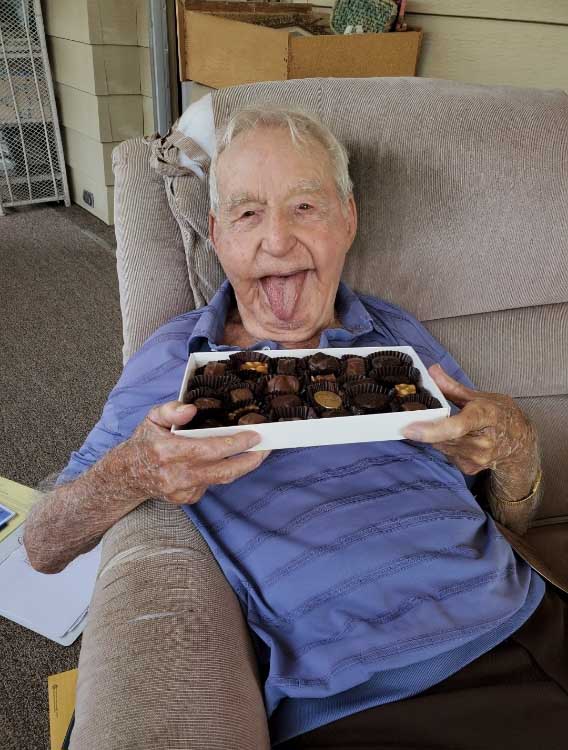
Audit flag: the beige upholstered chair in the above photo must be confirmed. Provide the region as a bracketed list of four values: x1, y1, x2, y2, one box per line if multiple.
[70, 78, 568, 749]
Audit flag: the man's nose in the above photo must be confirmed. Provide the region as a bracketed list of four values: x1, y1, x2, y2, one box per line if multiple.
[262, 211, 296, 256]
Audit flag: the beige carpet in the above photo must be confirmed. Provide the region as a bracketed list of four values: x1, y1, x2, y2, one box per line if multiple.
[0, 203, 122, 750]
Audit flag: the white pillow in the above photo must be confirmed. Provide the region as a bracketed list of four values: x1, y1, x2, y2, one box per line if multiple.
[175, 94, 216, 178]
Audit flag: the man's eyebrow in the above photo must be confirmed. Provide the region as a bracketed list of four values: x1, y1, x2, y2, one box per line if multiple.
[221, 180, 324, 211]
[222, 194, 264, 211]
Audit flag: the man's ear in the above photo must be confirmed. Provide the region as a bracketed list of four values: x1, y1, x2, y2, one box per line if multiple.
[345, 194, 358, 249]
[208, 211, 218, 250]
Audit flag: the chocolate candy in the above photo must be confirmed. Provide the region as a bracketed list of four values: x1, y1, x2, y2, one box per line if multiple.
[229, 387, 254, 404]
[313, 390, 342, 410]
[240, 361, 269, 374]
[351, 391, 389, 413]
[238, 412, 268, 425]
[312, 373, 337, 383]
[200, 418, 225, 427]
[180, 350, 439, 431]
[273, 406, 317, 421]
[320, 408, 351, 418]
[308, 352, 341, 375]
[267, 375, 300, 394]
[343, 357, 366, 378]
[395, 383, 417, 397]
[270, 394, 302, 410]
[194, 397, 222, 410]
[369, 351, 413, 369]
[274, 358, 298, 375]
[376, 366, 420, 386]
[203, 361, 228, 377]
[400, 401, 428, 411]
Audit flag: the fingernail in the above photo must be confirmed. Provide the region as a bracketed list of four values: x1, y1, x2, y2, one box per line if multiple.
[176, 403, 190, 412]
[248, 433, 262, 446]
[403, 427, 423, 440]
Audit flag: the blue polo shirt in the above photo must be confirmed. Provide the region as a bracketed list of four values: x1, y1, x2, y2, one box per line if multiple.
[59, 281, 544, 745]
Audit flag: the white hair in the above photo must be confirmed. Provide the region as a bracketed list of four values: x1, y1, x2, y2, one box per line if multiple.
[209, 104, 353, 214]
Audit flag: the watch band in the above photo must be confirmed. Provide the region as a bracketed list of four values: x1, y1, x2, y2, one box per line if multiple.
[489, 468, 542, 505]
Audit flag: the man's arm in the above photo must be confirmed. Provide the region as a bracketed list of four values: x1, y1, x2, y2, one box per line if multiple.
[24, 440, 147, 574]
[24, 402, 266, 574]
[403, 364, 542, 535]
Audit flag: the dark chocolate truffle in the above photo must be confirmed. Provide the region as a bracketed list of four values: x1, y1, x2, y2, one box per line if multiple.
[238, 412, 268, 425]
[200, 418, 225, 427]
[270, 394, 302, 410]
[351, 392, 389, 413]
[194, 397, 222, 410]
[275, 358, 298, 375]
[343, 357, 366, 378]
[369, 351, 412, 369]
[203, 361, 228, 377]
[229, 387, 254, 404]
[320, 408, 351, 418]
[267, 375, 300, 394]
[400, 401, 428, 411]
[308, 352, 341, 375]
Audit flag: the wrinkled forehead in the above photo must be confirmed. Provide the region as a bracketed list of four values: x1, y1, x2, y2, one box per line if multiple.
[215, 125, 336, 199]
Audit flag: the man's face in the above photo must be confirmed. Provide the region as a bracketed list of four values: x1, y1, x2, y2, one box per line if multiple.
[209, 126, 357, 344]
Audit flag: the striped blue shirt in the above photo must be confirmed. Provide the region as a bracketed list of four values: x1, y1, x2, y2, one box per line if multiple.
[59, 281, 543, 745]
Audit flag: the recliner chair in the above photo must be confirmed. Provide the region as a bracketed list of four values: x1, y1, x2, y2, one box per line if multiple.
[69, 77, 568, 749]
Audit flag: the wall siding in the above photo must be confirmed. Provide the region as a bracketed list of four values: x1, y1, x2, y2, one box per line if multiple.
[294, 0, 568, 91]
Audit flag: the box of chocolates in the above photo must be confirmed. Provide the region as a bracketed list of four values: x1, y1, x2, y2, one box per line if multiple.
[172, 346, 450, 450]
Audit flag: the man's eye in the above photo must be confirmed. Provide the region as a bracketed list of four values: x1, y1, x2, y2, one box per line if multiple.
[240, 210, 256, 219]
[298, 203, 312, 211]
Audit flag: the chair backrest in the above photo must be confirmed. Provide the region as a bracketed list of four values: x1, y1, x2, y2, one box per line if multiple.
[114, 76, 568, 522]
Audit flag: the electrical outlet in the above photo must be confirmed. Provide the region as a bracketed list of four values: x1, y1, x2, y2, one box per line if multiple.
[82, 190, 94, 207]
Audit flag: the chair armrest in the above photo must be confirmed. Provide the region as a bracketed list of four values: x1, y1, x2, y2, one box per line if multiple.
[496, 520, 568, 594]
[71, 499, 270, 748]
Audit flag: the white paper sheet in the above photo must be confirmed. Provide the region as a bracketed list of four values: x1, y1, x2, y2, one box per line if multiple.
[0, 541, 101, 645]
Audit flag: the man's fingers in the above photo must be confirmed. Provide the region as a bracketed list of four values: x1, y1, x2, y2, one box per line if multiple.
[155, 429, 263, 466]
[428, 364, 478, 406]
[184, 450, 270, 488]
[148, 400, 197, 429]
[402, 410, 473, 444]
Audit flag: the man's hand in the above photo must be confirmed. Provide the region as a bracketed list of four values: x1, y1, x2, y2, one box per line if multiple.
[127, 401, 270, 505]
[402, 365, 539, 501]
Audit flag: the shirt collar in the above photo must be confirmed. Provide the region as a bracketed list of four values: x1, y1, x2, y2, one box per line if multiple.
[188, 279, 375, 352]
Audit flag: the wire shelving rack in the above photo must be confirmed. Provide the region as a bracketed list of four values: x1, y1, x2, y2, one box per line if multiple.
[0, 0, 69, 215]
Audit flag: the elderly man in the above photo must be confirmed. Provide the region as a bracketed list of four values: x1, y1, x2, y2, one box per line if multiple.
[24, 106, 566, 749]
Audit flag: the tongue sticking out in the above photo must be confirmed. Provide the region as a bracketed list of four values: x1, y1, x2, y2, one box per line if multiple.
[260, 271, 307, 321]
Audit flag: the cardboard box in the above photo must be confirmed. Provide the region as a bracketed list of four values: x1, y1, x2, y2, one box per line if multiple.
[48, 668, 77, 750]
[177, 5, 422, 88]
[173, 346, 450, 450]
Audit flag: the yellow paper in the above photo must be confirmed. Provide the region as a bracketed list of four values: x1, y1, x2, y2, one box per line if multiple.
[48, 668, 78, 750]
[0, 476, 37, 543]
